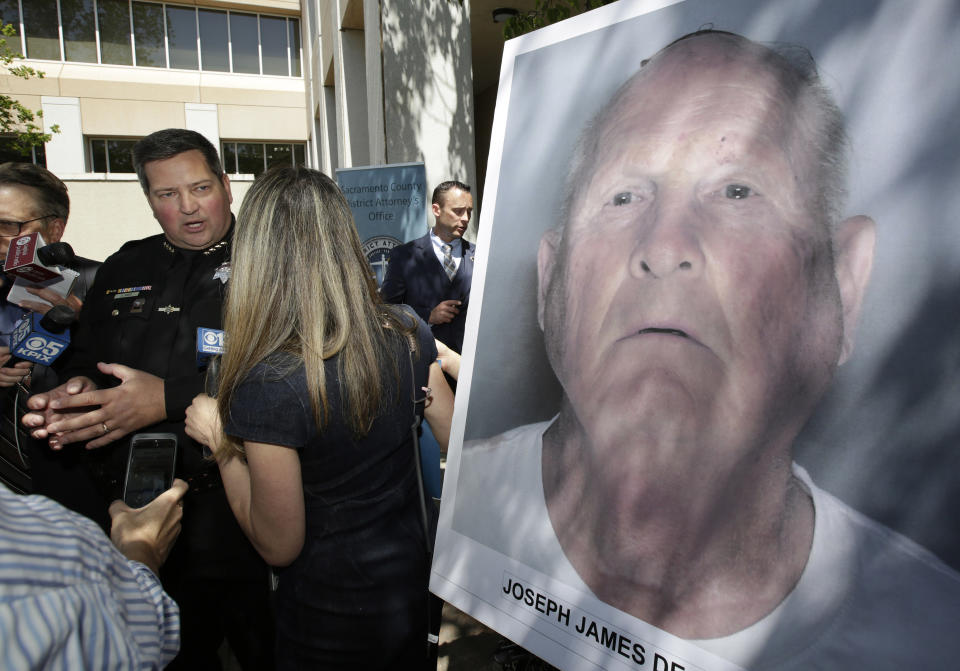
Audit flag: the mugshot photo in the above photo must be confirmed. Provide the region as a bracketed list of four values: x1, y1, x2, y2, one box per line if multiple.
[432, 1, 960, 669]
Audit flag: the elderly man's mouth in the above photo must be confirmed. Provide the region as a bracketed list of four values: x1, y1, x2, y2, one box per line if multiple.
[637, 328, 689, 338]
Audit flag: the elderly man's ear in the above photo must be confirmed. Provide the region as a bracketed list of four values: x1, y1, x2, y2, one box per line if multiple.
[834, 215, 876, 365]
[537, 228, 562, 330]
[44, 218, 66, 244]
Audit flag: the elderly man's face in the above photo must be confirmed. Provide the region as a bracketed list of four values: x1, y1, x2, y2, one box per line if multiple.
[0, 184, 65, 262]
[538, 38, 874, 469]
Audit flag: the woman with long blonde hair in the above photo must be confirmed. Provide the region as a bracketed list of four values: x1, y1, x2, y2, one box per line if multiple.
[185, 166, 452, 669]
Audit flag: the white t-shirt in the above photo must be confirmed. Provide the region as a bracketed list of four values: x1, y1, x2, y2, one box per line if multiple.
[454, 421, 960, 669]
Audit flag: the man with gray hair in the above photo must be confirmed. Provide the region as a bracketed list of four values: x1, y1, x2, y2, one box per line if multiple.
[456, 30, 960, 667]
[0, 163, 100, 510]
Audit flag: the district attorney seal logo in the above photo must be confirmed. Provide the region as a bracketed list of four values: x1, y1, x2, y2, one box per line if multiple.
[363, 235, 401, 286]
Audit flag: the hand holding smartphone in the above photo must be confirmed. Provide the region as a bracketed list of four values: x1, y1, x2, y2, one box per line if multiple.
[123, 433, 178, 508]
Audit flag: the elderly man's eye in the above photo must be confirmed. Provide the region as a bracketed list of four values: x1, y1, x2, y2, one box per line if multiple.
[611, 192, 634, 206]
[725, 184, 752, 200]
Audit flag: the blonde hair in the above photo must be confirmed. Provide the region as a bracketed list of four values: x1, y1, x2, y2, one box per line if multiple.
[216, 166, 416, 459]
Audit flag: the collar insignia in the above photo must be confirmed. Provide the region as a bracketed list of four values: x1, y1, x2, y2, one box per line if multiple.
[203, 239, 229, 255]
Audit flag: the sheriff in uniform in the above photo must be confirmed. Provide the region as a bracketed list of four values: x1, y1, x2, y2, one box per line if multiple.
[24, 129, 274, 670]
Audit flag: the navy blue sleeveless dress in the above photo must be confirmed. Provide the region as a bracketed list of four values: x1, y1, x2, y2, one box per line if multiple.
[225, 313, 436, 670]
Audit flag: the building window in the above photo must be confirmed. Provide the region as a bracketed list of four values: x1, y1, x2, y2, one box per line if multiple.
[229, 12, 260, 75]
[166, 5, 197, 70]
[2, 1, 301, 77]
[221, 142, 307, 177]
[288, 17, 301, 77]
[260, 16, 288, 77]
[0, 138, 46, 167]
[62, 0, 98, 63]
[132, 2, 165, 68]
[88, 137, 137, 173]
[22, 0, 61, 61]
[198, 9, 229, 72]
[98, 0, 133, 66]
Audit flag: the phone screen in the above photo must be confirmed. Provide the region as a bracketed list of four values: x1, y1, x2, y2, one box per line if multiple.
[123, 434, 177, 508]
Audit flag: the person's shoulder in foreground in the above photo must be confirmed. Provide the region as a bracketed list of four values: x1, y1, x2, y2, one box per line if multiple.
[0, 482, 182, 670]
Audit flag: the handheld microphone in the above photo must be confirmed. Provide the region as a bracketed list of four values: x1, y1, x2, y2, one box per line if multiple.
[196, 327, 224, 368]
[205, 355, 221, 398]
[4, 233, 62, 282]
[3, 233, 80, 309]
[5, 305, 75, 367]
[199, 354, 222, 458]
[37, 242, 78, 269]
[197, 328, 224, 456]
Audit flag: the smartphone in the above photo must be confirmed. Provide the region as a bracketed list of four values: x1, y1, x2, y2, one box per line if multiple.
[123, 433, 178, 508]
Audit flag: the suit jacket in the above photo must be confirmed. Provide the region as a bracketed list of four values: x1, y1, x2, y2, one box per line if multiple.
[380, 233, 474, 353]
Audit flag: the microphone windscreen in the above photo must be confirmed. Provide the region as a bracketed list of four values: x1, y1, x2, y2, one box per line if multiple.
[39, 305, 76, 332]
[37, 242, 77, 268]
[205, 355, 221, 398]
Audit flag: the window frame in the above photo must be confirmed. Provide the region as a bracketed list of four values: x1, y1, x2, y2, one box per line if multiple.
[87, 136, 139, 174]
[0, 136, 47, 167]
[4, 0, 301, 77]
[220, 140, 308, 177]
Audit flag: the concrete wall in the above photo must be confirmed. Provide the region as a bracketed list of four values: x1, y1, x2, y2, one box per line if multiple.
[8, 64, 309, 142]
[381, 0, 476, 216]
[310, 0, 477, 236]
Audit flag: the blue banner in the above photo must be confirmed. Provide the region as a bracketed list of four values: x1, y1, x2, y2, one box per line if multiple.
[336, 163, 427, 285]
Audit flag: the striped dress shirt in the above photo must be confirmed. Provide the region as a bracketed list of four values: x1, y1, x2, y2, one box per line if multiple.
[0, 483, 180, 669]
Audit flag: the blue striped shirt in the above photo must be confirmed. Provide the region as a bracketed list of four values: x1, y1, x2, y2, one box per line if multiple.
[0, 484, 180, 669]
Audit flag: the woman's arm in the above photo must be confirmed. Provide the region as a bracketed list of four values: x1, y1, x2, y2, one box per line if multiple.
[185, 394, 305, 566]
[219, 441, 304, 566]
[424, 362, 454, 453]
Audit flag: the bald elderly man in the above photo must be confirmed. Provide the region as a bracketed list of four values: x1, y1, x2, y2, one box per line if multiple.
[456, 30, 960, 669]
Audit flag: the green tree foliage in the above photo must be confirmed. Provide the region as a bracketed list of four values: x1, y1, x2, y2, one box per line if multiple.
[0, 23, 59, 155]
[503, 0, 618, 39]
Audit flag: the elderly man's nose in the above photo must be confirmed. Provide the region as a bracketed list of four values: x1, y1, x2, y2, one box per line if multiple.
[628, 207, 703, 279]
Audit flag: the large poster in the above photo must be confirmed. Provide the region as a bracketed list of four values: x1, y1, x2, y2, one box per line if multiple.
[431, 1, 960, 669]
[335, 162, 427, 284]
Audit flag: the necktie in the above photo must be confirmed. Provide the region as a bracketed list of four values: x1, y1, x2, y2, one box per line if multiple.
[442, 243, 456, 281]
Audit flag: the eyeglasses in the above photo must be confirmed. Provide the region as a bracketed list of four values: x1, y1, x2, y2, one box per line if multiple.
[0, 215, 55, 238]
